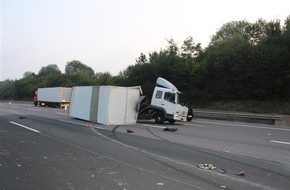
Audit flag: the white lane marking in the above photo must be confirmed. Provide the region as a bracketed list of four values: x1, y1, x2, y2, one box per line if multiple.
[27, 108, 41, 112]
[57, 112, 67, 115]
[9, 121, 40, 133]
[10, 106, 20, 109]
[184, 123, 205, 128]
[140, 124, 166, 129]
[6, 110, 23, 114]
[59, 119, 90, 127]
[59, 119, 105, 130]
[270, 140, 290, 145]
[91, 126, 105, 129]
[194, 120, 290, 131]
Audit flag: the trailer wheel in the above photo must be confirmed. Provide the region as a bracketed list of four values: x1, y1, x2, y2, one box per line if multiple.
[155, 112, 164, 124]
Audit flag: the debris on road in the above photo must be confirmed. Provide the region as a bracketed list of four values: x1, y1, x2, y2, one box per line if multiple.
[163, 127, 178, 132]
[197, 163, 216, 170]
[127, 129, 134, 133]
[218, 168, 226, 174]
[18, 116, 27, 119]
[107, 171, 119, 175]
[236, 170, 245, 176]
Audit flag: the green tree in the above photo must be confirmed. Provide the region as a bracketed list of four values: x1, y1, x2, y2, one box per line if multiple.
[121, 53, 156, 96]
[201, 36, 255, 100]
[65, 60, 94, 77]
[37, 64, 63, 87]
[65, 60, 95, 86]
[19, 72, 39, 100]
[136, 53, 148, 64]
[0, 80, 15, 100]
[210, 20, 271, 45]
[95, 72, 113, 85]
[23, 71, 36, 78]
[181, 36, 202, 60]
[255, 17, 290, 100]
[38, 64, 61, 77]
[210, 20, 251, 44]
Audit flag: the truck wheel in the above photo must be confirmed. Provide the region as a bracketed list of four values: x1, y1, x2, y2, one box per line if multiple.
[168, 119, 176, 124]
[155, 112, 164, 124]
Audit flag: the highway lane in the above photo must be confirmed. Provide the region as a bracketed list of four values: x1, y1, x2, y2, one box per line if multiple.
[1, 103, 207, 190]
[0, 102, 290, 190]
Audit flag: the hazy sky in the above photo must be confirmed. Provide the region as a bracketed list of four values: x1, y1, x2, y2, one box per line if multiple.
[1, 0, 289, 81]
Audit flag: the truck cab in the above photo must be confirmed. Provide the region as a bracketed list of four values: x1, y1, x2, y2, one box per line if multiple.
[151, 87, 188, 123]
[137, 77, 189, 124]
[150, 77, 188, 124]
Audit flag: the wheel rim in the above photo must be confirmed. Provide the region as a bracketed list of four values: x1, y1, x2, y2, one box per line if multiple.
[155, 113, 164, 124]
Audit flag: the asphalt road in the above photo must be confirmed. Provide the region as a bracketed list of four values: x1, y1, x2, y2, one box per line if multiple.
[0, 102, 289, 190]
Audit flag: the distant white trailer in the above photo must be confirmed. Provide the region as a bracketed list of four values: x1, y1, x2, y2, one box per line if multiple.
[34, 87, 72, 108]
[68, 86, 141, 125]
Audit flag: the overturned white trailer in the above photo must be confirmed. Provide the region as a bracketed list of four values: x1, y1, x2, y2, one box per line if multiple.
[68, 86, 141, 125]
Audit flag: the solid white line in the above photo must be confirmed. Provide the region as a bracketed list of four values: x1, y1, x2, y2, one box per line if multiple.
[10, 106, 20, 109]
[59, 119, 90, 127]
[27, 108, 41, 112]
[7, 110, 23, 114]
[9, 121, 40, 133]
[140, 124, 166, 129]
[92, 126, 105, 129]
[270, 140, 290, 145]
[57, 112, 67, 115]
[184, 123, 205, 128]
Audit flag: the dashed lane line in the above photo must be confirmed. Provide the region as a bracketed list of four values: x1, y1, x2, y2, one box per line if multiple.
[270, 140, 290, 145]
[9, 121, 40, 133]
[27, 108, 41, 112]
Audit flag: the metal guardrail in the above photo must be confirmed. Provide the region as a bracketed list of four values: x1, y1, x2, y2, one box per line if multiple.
[194, 110, 283, 125]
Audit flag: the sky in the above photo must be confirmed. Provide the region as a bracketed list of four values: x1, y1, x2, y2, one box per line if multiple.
[1, 0, 289, 81]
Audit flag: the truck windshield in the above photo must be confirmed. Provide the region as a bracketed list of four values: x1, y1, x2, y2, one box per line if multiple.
[164, 92, 176, 103]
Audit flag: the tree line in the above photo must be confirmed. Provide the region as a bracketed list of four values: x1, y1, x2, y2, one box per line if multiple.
[1, 16, 290, 107]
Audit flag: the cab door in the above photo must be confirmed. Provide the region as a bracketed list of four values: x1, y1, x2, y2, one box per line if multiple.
[151, 88, 175, 114]
[161, 91, 176, 116]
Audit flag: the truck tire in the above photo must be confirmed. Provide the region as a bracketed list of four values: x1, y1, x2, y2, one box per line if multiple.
[155, 111, 164, 124]
[187, 116, 193, 121]
[187, 108, 194, 121]
[168, 119, 176, 124]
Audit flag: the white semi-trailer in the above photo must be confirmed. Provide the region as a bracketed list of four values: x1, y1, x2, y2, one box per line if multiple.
[68, 86, 141, 125]
[34, 87, 72, 108]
